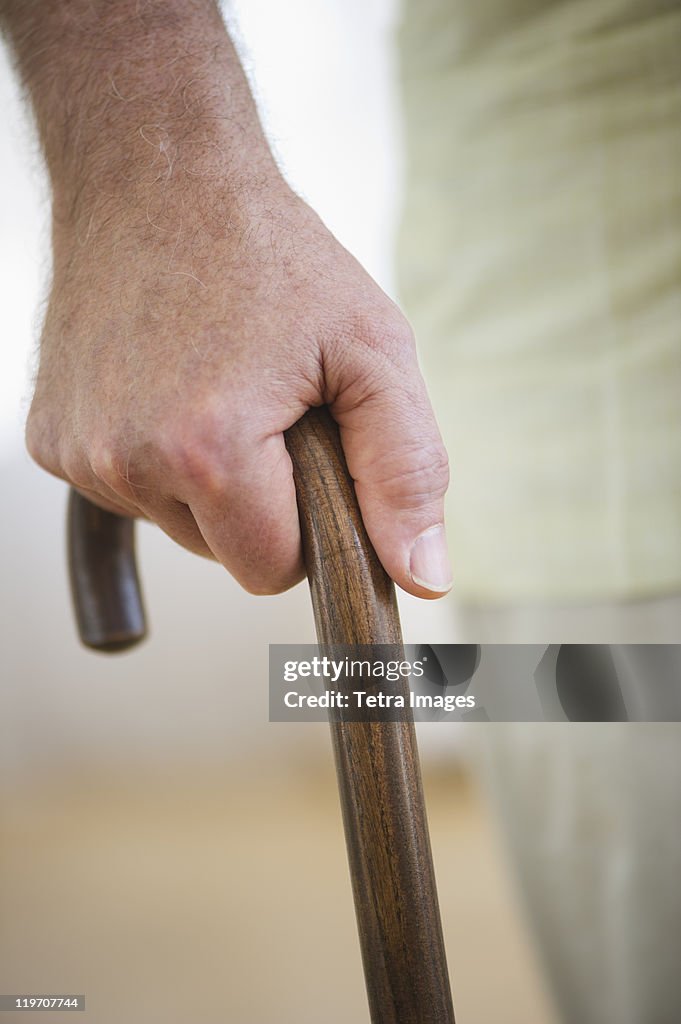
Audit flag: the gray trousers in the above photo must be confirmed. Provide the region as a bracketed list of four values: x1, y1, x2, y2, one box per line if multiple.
[454, 595, 681, 1024]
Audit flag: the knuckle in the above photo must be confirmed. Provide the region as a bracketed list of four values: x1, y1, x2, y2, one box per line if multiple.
[26, 408, 97, 493]
[371, 441, 450, 509]
[329, 314, 418, 410]
[25, 410, 56, 472]
[330, 321, 418, 411]
[164, 432, 230, 497]
[351, 310, 416, 363]
[161, 404, 238, 496]
[88, 442, 138, 501]
[88, 445, 121, 490]
[59, 449, 93, 490]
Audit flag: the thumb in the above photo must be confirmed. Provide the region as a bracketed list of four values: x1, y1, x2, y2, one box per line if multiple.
[334, 366, 452, 600]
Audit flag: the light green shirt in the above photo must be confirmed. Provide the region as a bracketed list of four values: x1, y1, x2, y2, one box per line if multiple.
[397, 0, 681, 601]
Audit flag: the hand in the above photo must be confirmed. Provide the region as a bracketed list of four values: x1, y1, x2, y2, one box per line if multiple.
[27, 176, 451, 597]
[3, 0, 451, 598]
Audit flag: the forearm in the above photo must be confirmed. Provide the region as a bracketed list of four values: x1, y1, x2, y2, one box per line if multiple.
[0, 0, 281, 225]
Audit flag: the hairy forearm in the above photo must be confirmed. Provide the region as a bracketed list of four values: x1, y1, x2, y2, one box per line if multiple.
[0, 0, 281, 225]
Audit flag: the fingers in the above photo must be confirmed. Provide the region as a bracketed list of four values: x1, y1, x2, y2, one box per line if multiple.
[86, 461, 217, 561]
[81, 484, 214, 560]
[28, 409, 300, 583]
[71, 485, 139, 519]
[131, 495, 215, 560]
[29, 370, 449, 601]
[331, 343, 452, 600]
[171, 428, 305, 595]
[36, 386, 449, 601]
[28, 426, 216, 560]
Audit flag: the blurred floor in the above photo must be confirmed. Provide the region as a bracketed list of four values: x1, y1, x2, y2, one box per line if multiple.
[0, 757, 557, 1023]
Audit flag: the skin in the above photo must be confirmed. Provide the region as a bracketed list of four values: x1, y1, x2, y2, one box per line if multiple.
[0, 0, 452, 598]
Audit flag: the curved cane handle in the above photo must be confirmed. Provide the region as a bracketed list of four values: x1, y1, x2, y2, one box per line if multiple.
[67, 490, 146, 652]
[67, 405, 455, 1024]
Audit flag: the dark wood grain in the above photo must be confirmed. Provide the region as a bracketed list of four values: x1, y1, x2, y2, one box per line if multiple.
[67, 405, 455, 1022]
[285, 407, 455, 1024]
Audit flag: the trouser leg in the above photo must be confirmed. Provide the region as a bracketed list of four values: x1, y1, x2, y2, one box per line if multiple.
[455, 597, 681, 1024]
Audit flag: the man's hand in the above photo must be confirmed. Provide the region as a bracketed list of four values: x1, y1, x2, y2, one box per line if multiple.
[2, 0, 451, 597]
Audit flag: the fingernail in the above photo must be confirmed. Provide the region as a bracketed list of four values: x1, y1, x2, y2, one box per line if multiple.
[409, 524, 453, 593]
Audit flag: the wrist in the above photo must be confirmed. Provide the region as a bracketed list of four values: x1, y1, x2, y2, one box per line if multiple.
[50, 114, 283, 238]
[3, 0, 280, 224]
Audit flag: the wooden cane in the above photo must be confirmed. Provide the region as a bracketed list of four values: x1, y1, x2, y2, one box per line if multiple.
[67, 405, 455, 1024]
